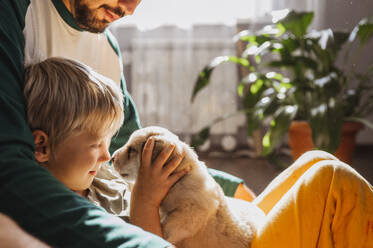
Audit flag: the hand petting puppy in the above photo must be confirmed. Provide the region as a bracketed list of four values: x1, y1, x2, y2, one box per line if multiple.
[113, 127, 263, 248]
[130, 137, 186, 237]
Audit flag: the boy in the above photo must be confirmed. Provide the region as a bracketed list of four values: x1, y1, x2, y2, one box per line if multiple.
[24, 57, 185, 235]
[24, 57, 124, 199]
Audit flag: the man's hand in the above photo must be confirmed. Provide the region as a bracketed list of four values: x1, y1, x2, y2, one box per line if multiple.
[130, 137, 187, 237]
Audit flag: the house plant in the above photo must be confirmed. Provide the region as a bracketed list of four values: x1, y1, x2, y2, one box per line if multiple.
[190, 9, 373, 163]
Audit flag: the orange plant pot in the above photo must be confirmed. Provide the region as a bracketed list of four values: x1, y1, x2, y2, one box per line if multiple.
[288, 121, 364, 164]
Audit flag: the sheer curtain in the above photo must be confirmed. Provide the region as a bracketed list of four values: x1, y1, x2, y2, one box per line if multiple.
[246, 0, 273, 20]
[116, 0, 325, 30]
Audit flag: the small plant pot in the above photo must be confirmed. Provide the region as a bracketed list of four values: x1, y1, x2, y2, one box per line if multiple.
[288, 121, 364, 164]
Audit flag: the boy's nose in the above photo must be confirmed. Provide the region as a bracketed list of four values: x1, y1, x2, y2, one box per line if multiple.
[99, 147, 111, 163]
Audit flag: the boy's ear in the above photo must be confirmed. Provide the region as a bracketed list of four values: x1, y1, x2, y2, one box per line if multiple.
[32, 130, 50, 163]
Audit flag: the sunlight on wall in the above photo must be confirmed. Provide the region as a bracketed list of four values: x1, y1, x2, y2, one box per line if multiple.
[116, 0, 272, 30]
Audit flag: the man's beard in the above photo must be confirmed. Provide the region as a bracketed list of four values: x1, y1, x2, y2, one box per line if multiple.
[73, 1, 125, 33]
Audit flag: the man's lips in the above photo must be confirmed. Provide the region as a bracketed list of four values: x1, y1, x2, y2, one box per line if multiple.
[104, 9, 121, 22]
[89, 170, 97, 176]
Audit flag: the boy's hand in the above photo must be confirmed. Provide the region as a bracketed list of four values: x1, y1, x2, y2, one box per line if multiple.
[130, 137, 187, 237]
[133, 137, 186, 208]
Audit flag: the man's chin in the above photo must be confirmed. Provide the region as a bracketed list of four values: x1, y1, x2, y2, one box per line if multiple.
[80, 25, 108, 33]
[77, 21, 109, 33]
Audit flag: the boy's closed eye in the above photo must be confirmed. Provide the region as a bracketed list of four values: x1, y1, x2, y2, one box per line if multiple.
[90, 136, 112, 150]
[90, 143, 102, 148]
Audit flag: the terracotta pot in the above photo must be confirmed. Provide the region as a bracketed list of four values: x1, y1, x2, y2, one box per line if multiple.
[288, 121, 364, 164]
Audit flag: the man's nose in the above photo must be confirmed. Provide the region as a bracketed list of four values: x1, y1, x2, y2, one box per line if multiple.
[119, 0, 141, 15]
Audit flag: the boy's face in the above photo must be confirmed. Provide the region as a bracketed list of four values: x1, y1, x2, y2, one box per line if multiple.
[47, 131, 111, 192]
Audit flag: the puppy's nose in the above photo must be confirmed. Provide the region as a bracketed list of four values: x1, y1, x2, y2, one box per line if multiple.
[110, 156, 116, 164]
[111, 149, 119, 162]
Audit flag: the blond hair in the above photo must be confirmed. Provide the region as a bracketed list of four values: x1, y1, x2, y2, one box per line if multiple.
[24, 57, 124, 153]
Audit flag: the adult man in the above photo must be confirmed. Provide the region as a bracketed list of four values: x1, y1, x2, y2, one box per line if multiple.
[0, 0, 244, 247]
[1, 0, 173, 247]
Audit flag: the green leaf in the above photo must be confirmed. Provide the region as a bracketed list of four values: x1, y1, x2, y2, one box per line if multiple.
[295, 56, 318, 71]
[243, 77, 270, 111]
[308, 40, 332, 73]
[241, 73, 258, 84]
[271, 9, 291, 23]
[246, 112, 262, 136]
[345, 117, 373, 129]
[264, 97, 281, 116]
[255, 55, 261, 64]
[233, 30, 253, 43]
[256, 41, 272, 55]
[191, 56, 250, 102]
[266, 56, 317, 72]
[349, 16, 373, 45]
[348, 16, 373, 45]
[354, 95, 373, 117]
[190, 127, 210, 148]
[333, 31, 350, 51]
[191, 56, 229, 102]
[342, 89, 360, 117]
[267, 60, 295, 68]
[309, 99, 344, 153]
[278, 37, 300, 59]
[250, 79, 264, 94]
[314, 72, 341, 98]
[276, 23, 286, 37]
[228, 56, 251, 67]
[255, 95, 278, 117]
[244, 91, 263, 110]
[357, 23, 373, 45]
[243, 41, 272, 59]
[307, 29, 333, 49]
[307, 30, 349, 75]
[278, 11, 314, 38]
[237, 83, 245, 96]
[238, 73, 259, 97]
[234, 25, 281, 43]
[262, 105, 298, 156]
[266, 72, 283, 81]
[259, 25, 283, 36]
[242, 45, 258, 58]
[307, 29, 349, 53]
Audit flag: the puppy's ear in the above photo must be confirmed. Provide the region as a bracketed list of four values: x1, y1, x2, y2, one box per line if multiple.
[32, 130, 50, 163]
[141, 136, 165, 162]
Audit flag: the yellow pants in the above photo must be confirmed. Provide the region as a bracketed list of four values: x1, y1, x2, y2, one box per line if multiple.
[251, 150, 373, 248]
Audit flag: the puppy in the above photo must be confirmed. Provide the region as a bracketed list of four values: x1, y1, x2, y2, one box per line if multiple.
[112, 126, 265, 248]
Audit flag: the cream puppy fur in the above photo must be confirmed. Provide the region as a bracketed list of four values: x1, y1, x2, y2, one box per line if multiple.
[112, 126, 265, 248]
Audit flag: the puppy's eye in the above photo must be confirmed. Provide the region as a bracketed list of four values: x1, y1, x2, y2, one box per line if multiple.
[127, 146, 137, 159]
